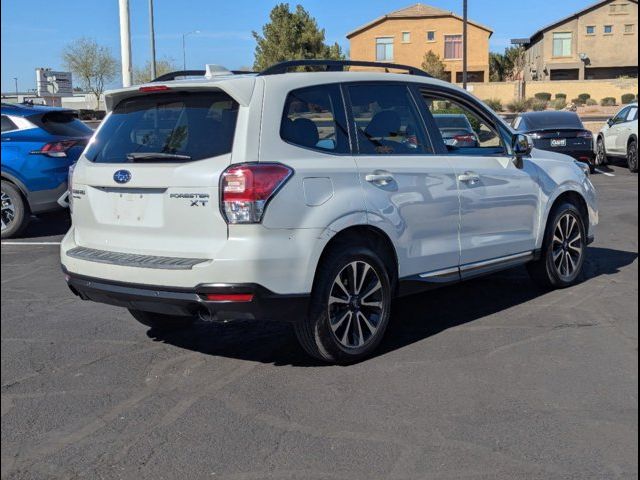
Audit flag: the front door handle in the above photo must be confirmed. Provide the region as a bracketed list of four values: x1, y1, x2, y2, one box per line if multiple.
[458, 171, 481, 184]
[365, 171, 394, 186]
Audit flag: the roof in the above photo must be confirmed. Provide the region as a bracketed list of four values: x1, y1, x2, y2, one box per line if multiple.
[346, 3, 493, 39]
[517, 0, 638, 46]
[1, 103, 74, 117]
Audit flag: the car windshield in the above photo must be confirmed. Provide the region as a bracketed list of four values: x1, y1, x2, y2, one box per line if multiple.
[84, 91, 238, 163]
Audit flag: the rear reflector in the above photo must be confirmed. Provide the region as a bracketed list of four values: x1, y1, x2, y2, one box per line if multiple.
[221, 163, 293, 224]
[204, 293, 254, 302]
[138, 85, 171, 92]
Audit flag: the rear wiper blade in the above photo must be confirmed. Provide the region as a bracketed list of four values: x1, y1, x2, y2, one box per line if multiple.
[126, 152, 192, 161]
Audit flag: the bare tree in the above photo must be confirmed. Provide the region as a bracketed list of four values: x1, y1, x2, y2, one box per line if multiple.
[62, 37, 118, 109]
[133, 57, 179, 84]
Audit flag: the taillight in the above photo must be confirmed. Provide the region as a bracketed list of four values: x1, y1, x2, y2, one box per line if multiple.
[31, 140, 78, 158]
[577, 131, 593, 139]
[221, 163, 292, 224]
[453, 134, 476, 143]
[68, 163, 76, 211]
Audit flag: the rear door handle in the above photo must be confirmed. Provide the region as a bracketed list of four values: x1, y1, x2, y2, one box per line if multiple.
[458, 171, 480, 184]
[365, 171, 394, 186]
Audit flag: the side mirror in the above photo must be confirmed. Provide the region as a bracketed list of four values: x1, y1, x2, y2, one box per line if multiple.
[607, 118, 614, 127]
[512, 134, 533, 168]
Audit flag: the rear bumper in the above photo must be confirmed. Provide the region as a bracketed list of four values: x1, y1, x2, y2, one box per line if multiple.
[63, 267, 309, 323]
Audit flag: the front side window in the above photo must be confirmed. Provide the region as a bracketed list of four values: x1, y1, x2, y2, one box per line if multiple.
[1, 115, 17, 133]
[280, 85, 348, 153]
[613, 107, 630, 124]
[444, 35, 463, 59]
[376, 37, 394, 61]
[84, 91, 238, 163]
[604, 25, 614, 33]
[552, 32, 572, 56]
[347, 84, 432, 155]
[419, 91, 505, 155]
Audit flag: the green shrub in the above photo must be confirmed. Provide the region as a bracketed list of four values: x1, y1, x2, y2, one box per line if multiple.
[600, 97, 617, 106]
[506, 99, 528, 113]
[483, 98, 503, 112]
[534, 92, 552, 101]
[571, 97, 585, 106]
[621, 93, 637, 104]
[555, 93, 567, 100]
[530, 98, 548, 111]
[553, 99, 567, 110]
[577, 93, 591, 102]
[585, 98, 598, 106]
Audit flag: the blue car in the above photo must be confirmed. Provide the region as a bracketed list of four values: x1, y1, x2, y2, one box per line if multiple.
[1, 103, 93, 238]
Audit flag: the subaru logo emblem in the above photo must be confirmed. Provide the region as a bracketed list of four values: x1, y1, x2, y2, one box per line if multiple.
[113, 169, 131, 184]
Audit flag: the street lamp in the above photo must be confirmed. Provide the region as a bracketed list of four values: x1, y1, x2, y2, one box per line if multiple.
[13, 77, 18, 98]
[182, 30, 200, 70]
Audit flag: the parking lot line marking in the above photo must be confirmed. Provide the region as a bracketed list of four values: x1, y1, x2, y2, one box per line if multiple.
[595, 168, 615, 177]
[1, 241, 61, 246]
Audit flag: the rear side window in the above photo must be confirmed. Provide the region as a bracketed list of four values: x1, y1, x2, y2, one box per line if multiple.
[85, 92, 238, 163]
[347, 84, 432, 155]
[280, 85, 349, 153]
[1, 115, 17, 133]
[31, 111, 93, 137]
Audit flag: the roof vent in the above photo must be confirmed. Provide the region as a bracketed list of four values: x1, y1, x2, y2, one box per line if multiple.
[205, 64, 232, 78]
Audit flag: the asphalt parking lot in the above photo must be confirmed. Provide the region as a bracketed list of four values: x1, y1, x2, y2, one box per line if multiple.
[1, 164, 637, 480]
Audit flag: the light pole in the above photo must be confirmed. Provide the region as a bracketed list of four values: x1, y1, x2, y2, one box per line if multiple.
[13, 77, 18, 98]
[462, 0, 468, 89]
[182, 30, 200, 71]
[118, 0, 133, 87]
[149, 0, 157, 79]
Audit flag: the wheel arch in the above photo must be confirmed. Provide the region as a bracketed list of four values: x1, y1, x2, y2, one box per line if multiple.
[628, 133, 637, 147]
[545, 190, 589, 238]
[314, 224, 399, 295]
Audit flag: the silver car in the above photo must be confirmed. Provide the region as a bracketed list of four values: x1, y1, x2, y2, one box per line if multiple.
[595, 102, 638, 172]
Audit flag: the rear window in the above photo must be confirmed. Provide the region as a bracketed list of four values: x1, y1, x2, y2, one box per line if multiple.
[523, 113, 583, 130]
[85, 92, 238, 163]
[31, 111, 93, 137]
[1, 115, 17, 132]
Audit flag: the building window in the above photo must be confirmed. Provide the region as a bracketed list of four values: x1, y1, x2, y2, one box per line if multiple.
[552, 32, 572, 56]
[402, 32, 411, 43]
[444, 35, 463, 59]
[426, 31, 436, 42]
[624, 24, 635, 33]
[376, 37, 393, 61]
[586, 25, 595, 35]
[604, 25, 614, 34]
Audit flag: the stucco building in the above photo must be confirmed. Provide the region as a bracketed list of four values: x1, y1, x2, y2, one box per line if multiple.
[514, 0, 638, 81]
[347, 3, 492, 83]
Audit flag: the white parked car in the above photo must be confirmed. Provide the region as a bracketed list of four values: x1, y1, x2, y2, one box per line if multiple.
[595, 102, 638, 172]
[61, 60, 598, 364]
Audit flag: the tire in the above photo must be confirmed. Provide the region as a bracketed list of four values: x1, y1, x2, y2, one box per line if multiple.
[295, 245, 393, 364]
[595, 136, 608, 166]
[1, 180, 28, 239]
[128, 309, 195, 332]
[627, 138, 638, 173]
[527, 202, 587, 289]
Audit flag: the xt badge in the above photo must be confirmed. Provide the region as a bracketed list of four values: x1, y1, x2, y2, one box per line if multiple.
[169, 193, 210, 207]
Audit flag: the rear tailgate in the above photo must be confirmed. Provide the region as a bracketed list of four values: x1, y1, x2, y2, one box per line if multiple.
[70, 89, 240, 259]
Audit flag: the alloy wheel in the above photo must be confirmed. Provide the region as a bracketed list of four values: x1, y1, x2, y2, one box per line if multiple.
[1, 191, 15, 232]
[327, 261, 384, 349]
[628, 141, 638, 171]
[552, 213, 583, 280]
[596, 139, 606, 166]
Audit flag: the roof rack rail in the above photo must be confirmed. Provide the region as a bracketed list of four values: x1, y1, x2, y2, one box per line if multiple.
[151, 69, 255, 82]
[259, 59, 432, 77]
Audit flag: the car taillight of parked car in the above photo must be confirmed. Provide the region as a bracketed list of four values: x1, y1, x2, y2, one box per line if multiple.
[31, 140, 79, 158]
[453, 134, 476, 144]
[221, 163, 292, 224]
[577, 131, 593, 139]
[67, 162, 76, 211]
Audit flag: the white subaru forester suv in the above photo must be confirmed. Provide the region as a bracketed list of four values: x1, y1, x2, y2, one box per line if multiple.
[61, 60, 598, 364]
